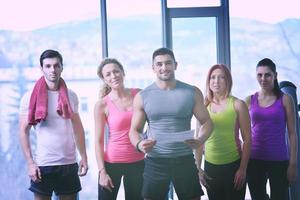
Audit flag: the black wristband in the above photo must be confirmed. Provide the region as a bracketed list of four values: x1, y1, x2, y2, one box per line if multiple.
[136, 139, 143, 152]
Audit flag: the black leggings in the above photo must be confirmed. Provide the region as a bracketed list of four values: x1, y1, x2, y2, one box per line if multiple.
[204, 160, 246, 200]
[98, 160, 144, 200]
[247, 159, 289, 200]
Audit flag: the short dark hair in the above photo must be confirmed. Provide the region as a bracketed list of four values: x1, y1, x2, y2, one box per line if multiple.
[152, 47, 176, 62]
[40, 49, 63, 67]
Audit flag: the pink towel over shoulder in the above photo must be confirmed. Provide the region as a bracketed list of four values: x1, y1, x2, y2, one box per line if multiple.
[28, 76, 74, 125]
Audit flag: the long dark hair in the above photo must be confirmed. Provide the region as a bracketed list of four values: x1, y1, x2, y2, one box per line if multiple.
[152, 47, 176, 63]
[256, 58, 282, 99]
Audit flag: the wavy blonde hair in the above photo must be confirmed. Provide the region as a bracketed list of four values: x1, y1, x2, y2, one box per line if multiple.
[97, 58, 125, 98]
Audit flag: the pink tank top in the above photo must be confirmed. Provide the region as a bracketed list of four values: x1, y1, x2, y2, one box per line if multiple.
[104, 88, 144, 163]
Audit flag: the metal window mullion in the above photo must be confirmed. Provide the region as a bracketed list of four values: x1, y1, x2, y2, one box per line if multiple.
[169, 7, 221, 18]
[216, 0, 231, 67]
[100, 0, 108, 58]
[162, 0, 172, 49]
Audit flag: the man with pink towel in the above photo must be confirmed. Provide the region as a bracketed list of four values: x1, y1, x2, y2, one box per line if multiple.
[19, 49, 88, 200]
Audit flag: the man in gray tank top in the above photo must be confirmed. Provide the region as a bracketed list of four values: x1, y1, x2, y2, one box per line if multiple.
[130, 47, 213, 200]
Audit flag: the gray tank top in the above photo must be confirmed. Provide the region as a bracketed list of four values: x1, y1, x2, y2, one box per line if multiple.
[140, 80, 195, 158]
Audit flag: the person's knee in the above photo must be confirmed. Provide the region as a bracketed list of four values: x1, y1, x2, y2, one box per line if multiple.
[34, 193, 51, 200]
[58, 193, 77, 200]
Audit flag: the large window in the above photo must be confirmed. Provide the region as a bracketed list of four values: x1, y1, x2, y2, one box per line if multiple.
[101, 1, 229, 199]
[167, 0, 220, 7]
[0, 0, 101, 199]
[229, 0, 300, 101]
[172, 17, 217, 91]
[102, 0, 162, 90]
[1, 0, 299, 199]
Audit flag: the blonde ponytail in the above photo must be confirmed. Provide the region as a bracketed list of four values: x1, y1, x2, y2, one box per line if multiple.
[99, 83, 111, 99]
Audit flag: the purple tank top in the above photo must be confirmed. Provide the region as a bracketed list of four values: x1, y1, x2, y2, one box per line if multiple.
[250, 92, 288, 161]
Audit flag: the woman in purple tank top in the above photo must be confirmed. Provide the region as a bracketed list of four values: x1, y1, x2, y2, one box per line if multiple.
[245, 58, 297, 200]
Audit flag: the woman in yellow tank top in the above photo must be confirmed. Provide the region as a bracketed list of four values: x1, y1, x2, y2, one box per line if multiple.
[195, 64, 251, 200]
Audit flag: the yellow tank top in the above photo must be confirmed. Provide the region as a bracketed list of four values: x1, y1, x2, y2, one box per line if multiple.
[205, 96, 241, 165]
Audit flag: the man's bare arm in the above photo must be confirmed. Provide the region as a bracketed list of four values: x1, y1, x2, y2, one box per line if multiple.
[193, 86, 213, 144]
[72, 113, 88, 176]
[129, 92, 156, 153]
[19, 115, 41, 182]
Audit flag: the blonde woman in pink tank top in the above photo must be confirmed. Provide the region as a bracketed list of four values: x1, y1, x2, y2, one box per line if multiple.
[94, 58, 144, 200]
